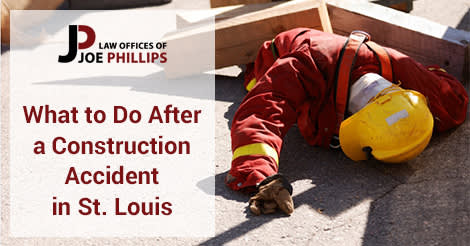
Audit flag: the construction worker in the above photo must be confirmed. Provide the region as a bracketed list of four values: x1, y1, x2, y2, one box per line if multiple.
[225, 28, 468, 216]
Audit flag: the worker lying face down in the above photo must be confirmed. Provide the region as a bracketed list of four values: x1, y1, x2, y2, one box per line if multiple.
[225, 28, 468, 216]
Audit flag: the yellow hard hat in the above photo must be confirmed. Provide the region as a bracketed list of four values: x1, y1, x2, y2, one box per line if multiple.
[339, 86, 434, 163]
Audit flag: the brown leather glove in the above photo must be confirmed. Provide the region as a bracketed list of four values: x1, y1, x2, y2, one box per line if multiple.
[249, 174, 294, 216]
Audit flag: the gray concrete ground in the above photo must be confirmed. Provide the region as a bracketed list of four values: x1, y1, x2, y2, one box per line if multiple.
[1, 0, 469, 245]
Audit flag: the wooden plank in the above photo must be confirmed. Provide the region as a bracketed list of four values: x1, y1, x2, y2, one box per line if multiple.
[165, 0, 332, 77]
[327, 0, 470, 82]
[168, 0, 469, 80]
[214, 0, 332, 66]
[465, 45, 470, 84]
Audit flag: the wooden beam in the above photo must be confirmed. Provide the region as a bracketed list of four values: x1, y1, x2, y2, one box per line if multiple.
[214, 0, 332, 67]
[168, 0, 470, 81]
[165, 0, 332, 77]
[327, 0, 470, 82]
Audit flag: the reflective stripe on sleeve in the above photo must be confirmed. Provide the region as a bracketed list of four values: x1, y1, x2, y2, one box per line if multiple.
[246, 78, 257, 91]
[232, 143, 279, 166]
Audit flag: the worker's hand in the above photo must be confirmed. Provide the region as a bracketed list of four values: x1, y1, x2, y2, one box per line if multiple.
[249, 174, 294, 216]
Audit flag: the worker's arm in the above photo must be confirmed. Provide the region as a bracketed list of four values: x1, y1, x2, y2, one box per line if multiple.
[227, 44, 322, 191]
[227, 60, 300, 192]
[227, 44, 326, 215]
[387, 48, 468, 132]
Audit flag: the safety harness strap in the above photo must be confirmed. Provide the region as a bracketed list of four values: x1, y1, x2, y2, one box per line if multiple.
[334, 32, 395, 134]
[334, 31, 369, 134]
[332, 31, 395, 149]
[365, 41, 394, 82]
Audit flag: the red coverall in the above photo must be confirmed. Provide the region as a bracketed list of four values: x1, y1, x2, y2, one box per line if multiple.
[226, 28, 469, 191]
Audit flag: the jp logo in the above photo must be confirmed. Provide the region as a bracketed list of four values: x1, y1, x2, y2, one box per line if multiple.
[58, 25, 96, 63]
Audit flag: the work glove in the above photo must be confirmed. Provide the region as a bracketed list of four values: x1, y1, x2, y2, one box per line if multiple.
[249, 174, 294, 216]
